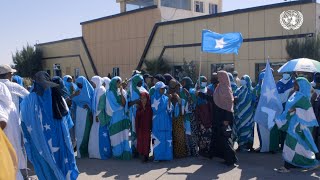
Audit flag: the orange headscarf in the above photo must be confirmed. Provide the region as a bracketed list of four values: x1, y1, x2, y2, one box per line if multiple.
[0, 128, 18, 180]
[213, 70, 234, 112]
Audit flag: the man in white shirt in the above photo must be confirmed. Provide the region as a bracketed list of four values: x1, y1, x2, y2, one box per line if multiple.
[0, 82, 25, 180]
[0, 64, 29, 112]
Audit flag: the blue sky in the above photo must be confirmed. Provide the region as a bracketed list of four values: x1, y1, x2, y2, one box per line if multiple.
[0, 0, 295, 64]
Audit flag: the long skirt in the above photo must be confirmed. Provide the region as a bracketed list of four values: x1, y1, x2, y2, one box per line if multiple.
[88, 120, 112, 159]
[172, 115, 187, 158]
[152, 131, 173, 161]
[75, 107, 92, 158]
[189, 111, 199, 156]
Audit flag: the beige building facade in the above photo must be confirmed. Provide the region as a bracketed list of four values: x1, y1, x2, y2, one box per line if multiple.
[38, 0, 318, 82]
[141, 0, 320, 82]
[38, 37, 97, 79]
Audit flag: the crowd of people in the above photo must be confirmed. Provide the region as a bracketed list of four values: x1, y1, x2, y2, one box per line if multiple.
[0, 63, 320, 179]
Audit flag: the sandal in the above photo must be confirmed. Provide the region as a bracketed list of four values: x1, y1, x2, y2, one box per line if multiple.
[274, 167, 290, 173]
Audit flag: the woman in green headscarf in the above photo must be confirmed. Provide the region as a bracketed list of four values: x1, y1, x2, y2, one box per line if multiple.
[106, 76, 132, 160]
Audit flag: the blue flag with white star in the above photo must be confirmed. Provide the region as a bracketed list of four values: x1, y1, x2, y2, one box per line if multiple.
[254, 61, 283, 129]
[21, 89, 79, 180]
[201, 30, 243, 55]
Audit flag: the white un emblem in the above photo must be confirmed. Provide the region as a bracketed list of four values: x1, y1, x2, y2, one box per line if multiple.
[280, 10, 303, 30]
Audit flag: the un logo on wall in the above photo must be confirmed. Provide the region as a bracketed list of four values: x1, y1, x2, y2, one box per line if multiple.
[280, 10, 303, 30]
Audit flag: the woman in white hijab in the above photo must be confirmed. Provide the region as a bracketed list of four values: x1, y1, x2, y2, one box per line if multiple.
[103, 77, 111, 91]
[0, 82, 26, 180]
[88, 76, 112, 159]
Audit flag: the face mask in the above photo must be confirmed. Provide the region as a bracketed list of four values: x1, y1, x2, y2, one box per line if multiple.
[282, 73, 290, 80]
[311, 81, 316, 87]
[240, 80, 247, 86]
[201, 82, 207, 88]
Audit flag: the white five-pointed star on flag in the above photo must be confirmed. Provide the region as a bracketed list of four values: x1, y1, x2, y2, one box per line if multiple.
[48, 139, 60, 153]
[65, 158, 68, 164]
[151, 98, 161, 111]
[263, 87, 277, 103]
[103, 132, 107, 137]
[215, 38, 227, 49]
[44, 124, 51, 131]
[167, 140, 172, 147]
[27, 125, 32, 133]
[104, 147, 108, 152]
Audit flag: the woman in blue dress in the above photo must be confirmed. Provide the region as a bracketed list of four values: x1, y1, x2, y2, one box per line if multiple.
[21, 71, 79, 180]
[106, 76, 132, 160]
[151, 81, 173, 161]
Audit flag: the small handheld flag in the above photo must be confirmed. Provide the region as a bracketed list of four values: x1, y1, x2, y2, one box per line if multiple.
[201, 30, 243, 55]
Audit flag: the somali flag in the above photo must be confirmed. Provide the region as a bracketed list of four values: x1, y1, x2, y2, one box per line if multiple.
[201, 30, 243, 55]
[254, 61, 283, 130]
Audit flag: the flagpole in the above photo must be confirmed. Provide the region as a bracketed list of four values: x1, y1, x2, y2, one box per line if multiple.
[196, 50, 203, 89]
[199, 51, 202, 79]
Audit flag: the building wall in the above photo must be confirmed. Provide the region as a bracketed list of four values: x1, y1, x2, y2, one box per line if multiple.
[144, 2, 317, 82]
[38, 38, 96, 79]
[81, 7, 161, 78]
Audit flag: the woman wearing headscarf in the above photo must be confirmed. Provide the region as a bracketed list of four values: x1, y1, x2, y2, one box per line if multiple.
[0, 128, 18, 180]
[151, 81, 173, 161]
[0, 82, 25, 180]
[163, 73, 174, 85]
[181, 77, 199, 156]
[63, 75, 77, 96]
[275, 77, 319, 173]
[72, 76, 94, 158]
[103, 77, 111, 91]
[168, 79, 187, 158]
[21, 71, 79, 180]
[88, 76, 112, 160]
[135, 92, 153, 162]
[234, 75, 255, 151]
[149, 74, 166, 97]
[195, 76, 213, 158]
[59, 76, 77, 149]
[106, 76, 132, 160]
[211, 70, 238, 166]
[228, 72, 238, 93]
[128, 74, 147, 156]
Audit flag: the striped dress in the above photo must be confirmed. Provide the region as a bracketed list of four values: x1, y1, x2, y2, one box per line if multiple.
[106, 77, 132, 160]
[234, 75, 255, 150]
[275, 78, 319, 168]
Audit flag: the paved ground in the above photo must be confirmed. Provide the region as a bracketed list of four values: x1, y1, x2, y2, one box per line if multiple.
[28, 126, 320, 179]
[28, 152, 320, 180]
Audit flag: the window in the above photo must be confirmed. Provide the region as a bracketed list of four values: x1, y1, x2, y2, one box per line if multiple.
[74, 68, 80, 79]
[195, 1, 204, 13]
[46, 70, 51, 76]
[209, 3, 218, 14]
[161, 0, 191, 10]
[255, 62, 285, 83]
[112, 67, 120, 77]
[53, 64, 61, 77]
[211, 63, 234, 75]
